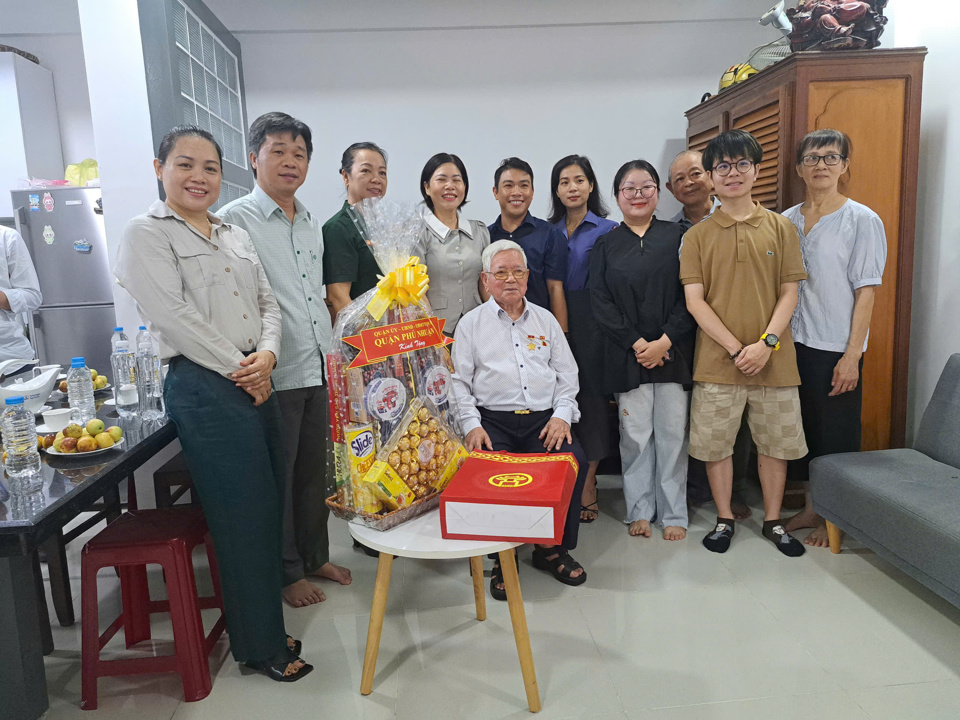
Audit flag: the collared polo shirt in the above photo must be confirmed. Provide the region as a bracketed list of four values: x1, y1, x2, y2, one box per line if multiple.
[219, 185, 332, 391]
[670, 196, 722, 231]
[0, 226, 42, 371]
[555, 210, 618, 291]
[322, 200, 382, 299]
[451, 296, 580, 435]
[489, 212, 567, 309]
[115, 200, 282, 378]
[679, 203, 807, 387]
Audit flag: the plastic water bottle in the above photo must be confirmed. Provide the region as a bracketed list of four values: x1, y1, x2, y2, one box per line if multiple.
[1, 397, 43, 494]
[110, 340, 139, 418]
[135, 327, 165, 420]
[66, 356, 97, 424]
[111, 326, 129, 352]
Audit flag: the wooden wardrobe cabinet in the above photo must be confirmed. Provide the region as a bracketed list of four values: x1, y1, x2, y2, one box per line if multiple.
[685, 47, 926, 451]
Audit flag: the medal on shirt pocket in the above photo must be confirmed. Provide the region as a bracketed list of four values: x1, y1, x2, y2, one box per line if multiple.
[526, 335, 548, 351]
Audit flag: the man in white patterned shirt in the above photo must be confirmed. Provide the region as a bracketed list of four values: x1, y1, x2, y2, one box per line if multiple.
[220, 112, 351, 609]
[452, 239, 587, 600]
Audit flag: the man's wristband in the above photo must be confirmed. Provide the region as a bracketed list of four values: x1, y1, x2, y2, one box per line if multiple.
[730, 345, 744, 360]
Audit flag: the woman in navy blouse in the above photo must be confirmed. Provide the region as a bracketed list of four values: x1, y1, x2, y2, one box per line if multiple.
[549, 155, 618, 523]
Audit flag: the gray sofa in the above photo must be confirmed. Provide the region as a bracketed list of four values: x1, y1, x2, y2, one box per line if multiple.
[810, 353, 960, 608]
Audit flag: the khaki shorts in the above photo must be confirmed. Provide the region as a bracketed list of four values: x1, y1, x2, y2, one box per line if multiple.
[689, 382, 808, 462]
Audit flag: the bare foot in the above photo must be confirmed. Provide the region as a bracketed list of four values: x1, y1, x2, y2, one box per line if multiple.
[580, 479, 598, 522]
[628, 519, 652, 537]
[311, 562, 353, 585]
[731, 499, 752, 520]
[663, 525, 687, 541]
[804, 522, 831, 547]
[282, 578, 325, 607]
[784, 508, 821, 533]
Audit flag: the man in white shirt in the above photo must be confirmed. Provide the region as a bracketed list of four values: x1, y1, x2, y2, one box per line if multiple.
[220, 112, 352, 609]
[452, 239, 587, 600]
[0, 226, 42, 379]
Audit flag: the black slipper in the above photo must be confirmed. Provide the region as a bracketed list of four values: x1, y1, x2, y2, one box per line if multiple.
[580, 500, 599, 524]
[244, 657, 314, 682]
[531, 546, 587, 587]
[489, 549, 518, 602]
[286, 635, 301, 656]
[762, 520, 805, 557]
[703, 517, 735, 553]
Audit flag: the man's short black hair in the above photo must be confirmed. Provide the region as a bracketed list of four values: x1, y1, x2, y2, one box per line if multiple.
[494, 157, 534, 188]
[247, 112, 313, 178]
[702, 129, 763, 172]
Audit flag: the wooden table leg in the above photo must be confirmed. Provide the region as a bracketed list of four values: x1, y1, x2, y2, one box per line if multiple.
[499, 549, 541, 713]
[469, 556, 486, 621]
[360, 552, 394, 696]
[825, 521, 842, 554]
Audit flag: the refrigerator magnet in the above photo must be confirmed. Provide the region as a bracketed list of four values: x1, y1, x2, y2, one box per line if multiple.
[29, 194, 40, 211]
[42, 192, 55, 211]
[73, 238, 92, 253]
[42, 225, 55, 245]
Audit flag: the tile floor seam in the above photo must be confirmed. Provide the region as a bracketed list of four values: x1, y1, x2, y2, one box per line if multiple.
[574, 592, 629, 716]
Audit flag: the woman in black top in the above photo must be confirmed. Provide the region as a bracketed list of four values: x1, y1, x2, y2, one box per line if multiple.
[589, 160, 696, 540]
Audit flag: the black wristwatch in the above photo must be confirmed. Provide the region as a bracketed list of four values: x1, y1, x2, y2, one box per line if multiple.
[761, 333, 780, 351]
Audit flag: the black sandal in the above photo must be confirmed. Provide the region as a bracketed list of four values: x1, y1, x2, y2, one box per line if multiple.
[244, 656, 314, 682]
[580, 500, 599, 524]
[286, 635, 302, 656]
[489, 549, 518, 602]
[532, 546, 587, 587]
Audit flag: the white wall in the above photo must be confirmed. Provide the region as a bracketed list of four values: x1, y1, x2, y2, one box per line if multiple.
[221, 1, 774, 225]
[888, 3, 960, 441]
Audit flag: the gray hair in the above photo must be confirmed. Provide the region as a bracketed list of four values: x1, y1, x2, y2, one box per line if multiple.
[482, 240, 527, 272]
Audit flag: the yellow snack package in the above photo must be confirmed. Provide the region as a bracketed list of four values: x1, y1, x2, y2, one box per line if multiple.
[365, 461, 416, 510]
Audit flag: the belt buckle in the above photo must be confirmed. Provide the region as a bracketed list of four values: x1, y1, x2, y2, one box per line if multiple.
[514, 409, 531, 415]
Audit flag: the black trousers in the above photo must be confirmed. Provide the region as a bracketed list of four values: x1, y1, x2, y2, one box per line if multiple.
[478, 408, 587, 551]
[164, 357, 289, 665]
[790, 343, 863, 481]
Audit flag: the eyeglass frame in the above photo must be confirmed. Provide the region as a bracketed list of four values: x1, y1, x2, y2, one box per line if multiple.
[485, 268, 530, 281]
[712, 159, 755, 177]
[618, 184, 658, 200]
[800, 153, 847, 167]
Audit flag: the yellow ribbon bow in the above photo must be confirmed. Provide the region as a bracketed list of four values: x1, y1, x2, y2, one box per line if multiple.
[366, 256, 430, 320]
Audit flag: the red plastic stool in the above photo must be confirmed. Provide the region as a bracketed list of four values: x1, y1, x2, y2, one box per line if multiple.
[80, 507, 226, 710]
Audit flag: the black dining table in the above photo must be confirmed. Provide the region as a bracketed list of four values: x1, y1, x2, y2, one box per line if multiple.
[0, 393, 178, 720]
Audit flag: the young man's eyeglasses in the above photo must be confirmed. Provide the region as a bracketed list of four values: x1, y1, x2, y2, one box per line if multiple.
[619, 185, 658, 199]
[713, 159, 754, 176]
[487, 269, 530, 281]
[800, 153, 847, 167]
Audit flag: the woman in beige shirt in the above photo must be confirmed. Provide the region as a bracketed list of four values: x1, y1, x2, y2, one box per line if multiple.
[114, 126, 311, 682]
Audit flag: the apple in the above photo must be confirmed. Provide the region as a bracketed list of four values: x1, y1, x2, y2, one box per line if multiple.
[37, 436, 44, 450]
[77, 436, 98, 453]
[58, 380, 68, 393]
[106, 426, 123, 443]
[86, 419, 105, 436]
[94, 432, 114, 449]
[90, 369, 98, 381]
[55, 430, 64, 441]
[64, 423, 83, 439]
[94, 376, 108, 390]
[52, 436, 64, 452]
[60, 437, 78, 453]
[43, 434, 56, 449]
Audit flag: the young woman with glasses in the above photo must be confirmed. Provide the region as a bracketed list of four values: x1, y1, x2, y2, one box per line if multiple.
[781, 129, 887, 548]
[548, 155, 618, 523]
[588, 160, 696, 541]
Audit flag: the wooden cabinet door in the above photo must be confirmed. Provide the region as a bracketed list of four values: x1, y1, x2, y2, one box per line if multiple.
[730, 86, 791, 210]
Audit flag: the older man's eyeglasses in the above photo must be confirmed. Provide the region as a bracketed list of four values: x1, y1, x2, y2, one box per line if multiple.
[619, 185, 658, 200]
[488, 269, 530, 281]
[713, 159, 754, 176]
[801, 153, 846, 167]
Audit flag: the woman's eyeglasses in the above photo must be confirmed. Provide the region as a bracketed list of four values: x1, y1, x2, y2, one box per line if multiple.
[801, 153, 847, 167]
[619, 185, 658, 200]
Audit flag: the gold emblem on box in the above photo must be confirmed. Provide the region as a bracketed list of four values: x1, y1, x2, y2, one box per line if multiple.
[488, 473, 533, 489]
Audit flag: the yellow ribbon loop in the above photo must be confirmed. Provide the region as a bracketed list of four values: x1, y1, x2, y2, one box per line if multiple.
[366, 256, 430, 320]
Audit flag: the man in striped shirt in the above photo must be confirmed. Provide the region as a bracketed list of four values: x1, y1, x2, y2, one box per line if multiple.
[452, 239, 587, 600]
[220, 112, 352, 609]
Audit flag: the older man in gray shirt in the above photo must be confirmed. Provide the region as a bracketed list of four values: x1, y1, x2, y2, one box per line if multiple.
[220, 112, 351, 608]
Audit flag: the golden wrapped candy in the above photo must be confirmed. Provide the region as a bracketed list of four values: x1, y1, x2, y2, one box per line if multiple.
[398, 463, 410, 478]
[427, 418, 439, 432]
[400, 449, 412, 464]
[398, 436, 410, 451]
[409, 460, 420, 474]
[407, 420, 420, 436]
[409, 434, 421, 448]
[388, 451, 401, 468]
[417, 407, 430, 422]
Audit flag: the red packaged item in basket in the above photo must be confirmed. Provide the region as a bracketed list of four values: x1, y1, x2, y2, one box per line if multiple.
[440, 450, 578, 544]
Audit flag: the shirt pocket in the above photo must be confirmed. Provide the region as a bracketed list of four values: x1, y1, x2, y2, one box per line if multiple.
[171, 238, 223, 290]
[231, 247, 260, 293]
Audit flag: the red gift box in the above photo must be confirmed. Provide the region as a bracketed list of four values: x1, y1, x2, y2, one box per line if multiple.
[440, 450, 578, 544]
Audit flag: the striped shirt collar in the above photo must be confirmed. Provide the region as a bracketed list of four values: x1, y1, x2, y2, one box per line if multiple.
[252, 184, 311, 224]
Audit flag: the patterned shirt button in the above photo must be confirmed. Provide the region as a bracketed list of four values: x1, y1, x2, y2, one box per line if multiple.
[213, 245, 219, 251]
[234, 291, 239, 297]
[225, 267, 231, 272]
[248, 338, 254, 344]
[243, 314, 248, 319]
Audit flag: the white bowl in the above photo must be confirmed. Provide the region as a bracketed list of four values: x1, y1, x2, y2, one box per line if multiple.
[41, 408, 75, 432]
[0, 365, 62, 413]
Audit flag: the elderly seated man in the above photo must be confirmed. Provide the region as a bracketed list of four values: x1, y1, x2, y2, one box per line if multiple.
[452, 239, 588, 600]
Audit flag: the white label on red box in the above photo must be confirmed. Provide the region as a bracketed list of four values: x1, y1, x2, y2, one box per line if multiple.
[443, 502, 555, 539]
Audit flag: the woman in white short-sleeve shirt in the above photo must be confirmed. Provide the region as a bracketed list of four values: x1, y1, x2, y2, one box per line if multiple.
[781, 128, 887, 548]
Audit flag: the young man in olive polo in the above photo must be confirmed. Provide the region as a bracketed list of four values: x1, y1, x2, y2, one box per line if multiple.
[679, 129, 808, 557]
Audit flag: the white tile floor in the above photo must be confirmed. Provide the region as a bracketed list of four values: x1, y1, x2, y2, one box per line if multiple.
[37, 475, 960, 719]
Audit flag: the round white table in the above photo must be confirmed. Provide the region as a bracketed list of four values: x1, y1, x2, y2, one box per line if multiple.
[349, 510, 540, 712]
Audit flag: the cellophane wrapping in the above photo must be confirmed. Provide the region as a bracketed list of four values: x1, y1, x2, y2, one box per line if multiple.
[325, 199, 467, 529]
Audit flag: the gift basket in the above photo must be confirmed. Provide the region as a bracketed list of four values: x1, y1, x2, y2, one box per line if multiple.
[326, 199, 469, 530]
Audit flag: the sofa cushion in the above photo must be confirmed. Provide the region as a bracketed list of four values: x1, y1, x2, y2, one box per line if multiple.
[914, 353, 960, 468]
[810, 448, 960, 599]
